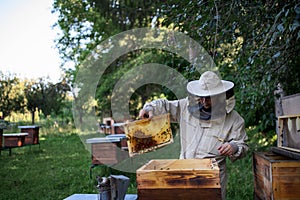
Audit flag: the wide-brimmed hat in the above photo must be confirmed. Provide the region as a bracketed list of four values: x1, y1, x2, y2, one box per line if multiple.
[187, 71, 234, 97]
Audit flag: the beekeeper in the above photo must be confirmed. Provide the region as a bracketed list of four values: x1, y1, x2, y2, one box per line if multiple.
[139, 71, 249, 199]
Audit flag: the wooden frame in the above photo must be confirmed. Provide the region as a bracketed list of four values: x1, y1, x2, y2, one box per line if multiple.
[277, 114, 300, 153]
[124, 114, 173, 157]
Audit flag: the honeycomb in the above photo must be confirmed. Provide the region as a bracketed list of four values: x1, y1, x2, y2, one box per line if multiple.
[124, 113, 173, 157]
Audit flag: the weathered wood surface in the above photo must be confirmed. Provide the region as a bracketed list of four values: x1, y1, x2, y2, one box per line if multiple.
[91, 142, 119, 165]
[253, 151, 300, 200]
[271, 147, 300, 160]
[137, 159, 221, 200]
[281, 93, 300, 116]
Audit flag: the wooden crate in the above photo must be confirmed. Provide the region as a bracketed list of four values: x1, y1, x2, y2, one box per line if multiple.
[253, 151, 300, 200]
[136, 159, 221, 200]
[18, 125, 40, 145]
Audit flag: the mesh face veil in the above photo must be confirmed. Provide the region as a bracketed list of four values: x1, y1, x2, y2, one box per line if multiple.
[187, 93, 211, 120]
[187, 92, 227, 120]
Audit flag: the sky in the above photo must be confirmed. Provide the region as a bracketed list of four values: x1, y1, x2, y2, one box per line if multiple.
[0, 0, 64, 83]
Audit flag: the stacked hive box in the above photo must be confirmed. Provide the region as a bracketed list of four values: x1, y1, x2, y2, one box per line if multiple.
[253, 93, 300, 200]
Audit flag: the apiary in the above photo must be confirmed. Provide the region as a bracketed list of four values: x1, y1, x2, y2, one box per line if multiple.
[136, 158, 221, 200]
[124, 114, 173, 157]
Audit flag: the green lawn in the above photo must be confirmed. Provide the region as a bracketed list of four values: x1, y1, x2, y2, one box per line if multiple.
[0, 130, 271, 200]
[0, 132, 96, 200]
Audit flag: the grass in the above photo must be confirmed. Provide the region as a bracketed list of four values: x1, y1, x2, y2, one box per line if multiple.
[0, 127, 274, 200]
[0, 132, 96, 200]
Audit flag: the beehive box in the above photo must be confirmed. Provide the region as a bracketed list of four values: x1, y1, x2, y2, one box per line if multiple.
[3, 133, 28, 147]
[253, 151, 300, 200]
[86, 137, 128, 165]
[18, 125, 40, 145]
[136, 159, 221, 200]
[124, 114, 173, 157]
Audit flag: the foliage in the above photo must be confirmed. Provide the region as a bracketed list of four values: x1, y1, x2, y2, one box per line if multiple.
[0, 72, 26, 118]
[0, 71, 72, 124]
[161, 0, 300, 131]
[52, 0, 162, 69]
[52, 0, 165, 125]
[0, 119, 10, 129]
[24, 78, 71, 124]
[52, 0, 300, 133]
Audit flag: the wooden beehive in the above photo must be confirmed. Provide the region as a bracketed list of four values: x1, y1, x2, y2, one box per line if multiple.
[124, 114, 173, 157]
[136, 159, 221, 200]
[18, 125, 40, 145]
[253, 151, 300, 200]
[86, 137, 128, 165]
[3, 133, 28, 147]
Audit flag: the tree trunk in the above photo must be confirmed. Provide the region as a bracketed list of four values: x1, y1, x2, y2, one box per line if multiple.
[31, 110, 35, 125]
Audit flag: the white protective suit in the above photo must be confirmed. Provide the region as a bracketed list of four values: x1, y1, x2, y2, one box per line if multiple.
[143, 96, 249, 199]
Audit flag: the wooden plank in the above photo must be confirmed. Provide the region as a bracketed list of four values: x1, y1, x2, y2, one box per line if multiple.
[137, 170, 220, 189]
[91, 143, 118, 165]
[252, 152, 273, 199]
[138, 188, 221, 200]
[281, 93, 300, 116]
[138, 158, 217, 171]
[271, 147, 300, 160]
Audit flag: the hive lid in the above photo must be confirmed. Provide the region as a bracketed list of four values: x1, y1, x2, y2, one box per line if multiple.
[124, 113, 173, 157]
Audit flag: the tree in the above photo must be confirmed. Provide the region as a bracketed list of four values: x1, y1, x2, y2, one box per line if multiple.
[52, 0, 300, 133]
[0, 72, 26, 118]
[52, 0, 165, 121]
[161, 0, 300, 131]
[25, 78, 70, 124]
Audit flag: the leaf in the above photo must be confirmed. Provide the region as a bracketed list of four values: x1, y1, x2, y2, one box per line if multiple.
[295, 4, 300, 14]
[277, 23, 284, 32]
[291, 20, 300, 31]
[272, 51, 281, 59]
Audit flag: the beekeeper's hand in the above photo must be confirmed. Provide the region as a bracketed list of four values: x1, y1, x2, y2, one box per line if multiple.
[218, 142, 237, 156]
[138, 109, 153, 119]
